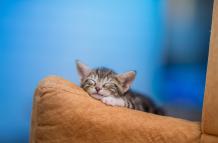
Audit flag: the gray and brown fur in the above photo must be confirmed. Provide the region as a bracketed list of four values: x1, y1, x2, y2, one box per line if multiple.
[76, 60, 164, 115]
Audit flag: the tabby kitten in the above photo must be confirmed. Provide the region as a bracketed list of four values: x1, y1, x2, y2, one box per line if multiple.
[76, 60, 164, 115]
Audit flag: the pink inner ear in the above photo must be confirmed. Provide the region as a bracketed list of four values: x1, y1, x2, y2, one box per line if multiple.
[123, 77, 133, 90]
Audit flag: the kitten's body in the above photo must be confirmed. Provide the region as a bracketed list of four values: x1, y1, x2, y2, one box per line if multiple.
[76, 61, 164, 115]
[122, 90, 164, 114]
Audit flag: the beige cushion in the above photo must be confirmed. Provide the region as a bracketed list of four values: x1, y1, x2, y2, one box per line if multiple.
[30, 76, 200, 143]
[201, 0, 218, 137]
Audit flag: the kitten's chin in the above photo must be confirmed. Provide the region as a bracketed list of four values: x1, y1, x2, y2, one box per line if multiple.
[90, 93, 104, 100]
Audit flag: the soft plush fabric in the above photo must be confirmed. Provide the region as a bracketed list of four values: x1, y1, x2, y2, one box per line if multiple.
[30, 76, 201, 143]
[201, 0, 218, 142]
[30, 1, 218, 143]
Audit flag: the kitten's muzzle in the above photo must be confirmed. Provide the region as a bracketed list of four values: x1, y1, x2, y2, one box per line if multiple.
[91, 93, 105, 100]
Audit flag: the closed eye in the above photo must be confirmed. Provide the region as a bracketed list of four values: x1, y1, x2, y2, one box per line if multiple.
[103, 83, 117, 92]
[86, 79, 96, 86]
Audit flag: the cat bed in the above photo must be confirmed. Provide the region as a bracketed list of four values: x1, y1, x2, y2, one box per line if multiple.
[30, 76, 201, 143]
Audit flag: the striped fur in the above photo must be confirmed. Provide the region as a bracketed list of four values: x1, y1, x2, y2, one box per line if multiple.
[76, 60, 164, 115]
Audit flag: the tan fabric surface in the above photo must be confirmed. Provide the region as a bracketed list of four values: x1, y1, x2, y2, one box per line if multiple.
[201, 134, 218, 143]
[30, 76, 200, 143]
[201, 0, 218, 137]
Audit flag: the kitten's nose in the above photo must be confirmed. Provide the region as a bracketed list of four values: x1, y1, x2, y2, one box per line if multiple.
[95, 87, 101, 92]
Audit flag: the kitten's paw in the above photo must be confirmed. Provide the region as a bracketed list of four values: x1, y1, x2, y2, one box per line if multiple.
[101, 96, 125, 107]
[101, 96, 117, 106]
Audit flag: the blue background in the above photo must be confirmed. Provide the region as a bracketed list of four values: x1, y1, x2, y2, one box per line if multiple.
[0, 0, 213, 142]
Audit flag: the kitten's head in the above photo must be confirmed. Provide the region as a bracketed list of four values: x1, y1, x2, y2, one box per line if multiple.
[76, 60, 136, 100]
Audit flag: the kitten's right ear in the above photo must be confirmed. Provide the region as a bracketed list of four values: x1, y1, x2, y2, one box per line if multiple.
[117, 71, 136, 93]
[76, 60, 91, 80]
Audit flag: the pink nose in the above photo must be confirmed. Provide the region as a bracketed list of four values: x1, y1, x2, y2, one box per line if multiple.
[95, 87, 101, 92]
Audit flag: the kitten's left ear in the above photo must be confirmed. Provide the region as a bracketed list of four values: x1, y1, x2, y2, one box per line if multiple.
[117, 71, 136, 92]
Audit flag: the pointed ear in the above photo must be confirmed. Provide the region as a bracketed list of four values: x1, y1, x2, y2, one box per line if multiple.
[117, 71, 136, 92]
[76, 60, 92, 80]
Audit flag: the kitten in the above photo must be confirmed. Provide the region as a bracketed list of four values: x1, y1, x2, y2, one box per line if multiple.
[76, 60, 164, 115]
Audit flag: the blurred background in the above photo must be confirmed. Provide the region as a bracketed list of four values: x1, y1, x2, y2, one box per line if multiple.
[0, 0, 213, 142]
